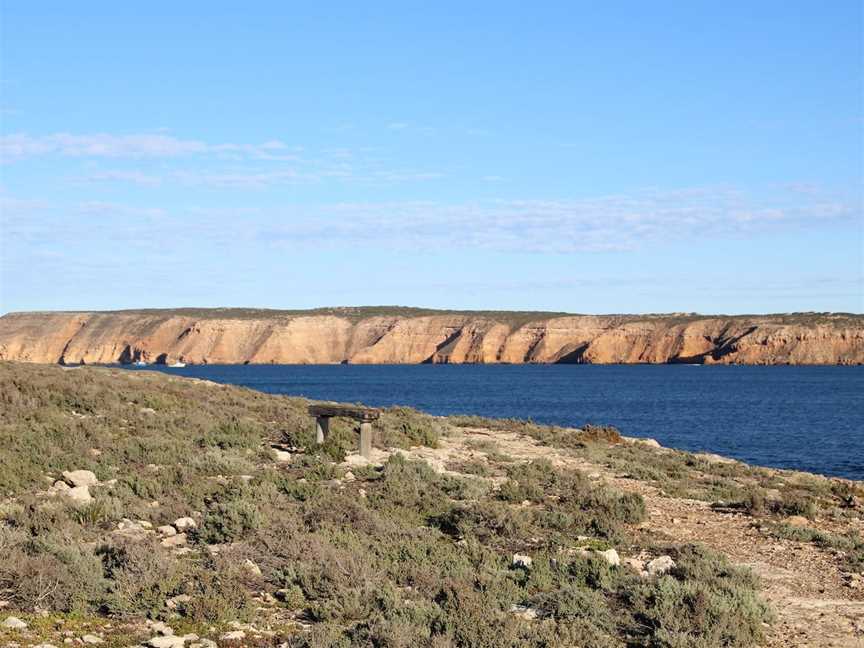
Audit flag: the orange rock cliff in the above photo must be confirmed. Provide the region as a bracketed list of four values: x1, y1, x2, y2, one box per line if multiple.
[0, 308, 861, 365]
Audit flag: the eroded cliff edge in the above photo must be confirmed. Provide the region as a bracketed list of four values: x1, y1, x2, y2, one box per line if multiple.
[0, 308, 862, 365]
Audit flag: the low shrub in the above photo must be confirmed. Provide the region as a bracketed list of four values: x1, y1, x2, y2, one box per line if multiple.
[197, 498, 262, 544]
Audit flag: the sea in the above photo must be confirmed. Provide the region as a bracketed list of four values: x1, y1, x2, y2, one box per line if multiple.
[125, 364, 864, 480]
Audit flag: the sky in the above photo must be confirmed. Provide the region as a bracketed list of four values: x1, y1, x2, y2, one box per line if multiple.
[0, 2, 862, 315]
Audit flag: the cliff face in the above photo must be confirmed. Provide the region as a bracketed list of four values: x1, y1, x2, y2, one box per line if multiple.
[0, 309, 862, 365]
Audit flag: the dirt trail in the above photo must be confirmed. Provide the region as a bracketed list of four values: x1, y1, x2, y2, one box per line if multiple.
[393, 427, 864, 648]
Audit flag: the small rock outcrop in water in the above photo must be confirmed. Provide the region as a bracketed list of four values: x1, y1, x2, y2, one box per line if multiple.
[0, 309, 861, 365]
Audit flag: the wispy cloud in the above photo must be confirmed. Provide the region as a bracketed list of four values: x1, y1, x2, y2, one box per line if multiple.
[4, 185, 855, 254]
[385, 121, 435, 135]
[259, 187, 861, 253]
[86, 170, 163, 186]
[0, 132, 296, 161]
[80, 166, 443, 188]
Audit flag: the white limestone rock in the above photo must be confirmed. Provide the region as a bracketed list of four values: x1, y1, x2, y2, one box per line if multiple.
[173, 517, 197, 531]
[646, 555, 676, 576]
[63, 470, 99, 487]
[512, 554, 533, 569]
[2, 615, 27, 629]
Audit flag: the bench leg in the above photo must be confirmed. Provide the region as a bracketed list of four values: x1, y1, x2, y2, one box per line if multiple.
[315, 416, 330, 444]
[359, 422, 373, 459]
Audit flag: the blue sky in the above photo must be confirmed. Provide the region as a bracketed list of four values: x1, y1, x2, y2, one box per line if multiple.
[1, 2, 861, 314]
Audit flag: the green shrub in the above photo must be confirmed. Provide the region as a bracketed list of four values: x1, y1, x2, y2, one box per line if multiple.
[198, 418, 263, 450]
[379, 407, 442, 448]
[630, 545, 772, 647]
[181, 558, 254, 622]
[99, 541, 185, 617]
[197, 498, 261, 544]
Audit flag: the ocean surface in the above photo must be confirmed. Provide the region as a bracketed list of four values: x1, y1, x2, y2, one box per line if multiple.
[125, 364, 864, 480]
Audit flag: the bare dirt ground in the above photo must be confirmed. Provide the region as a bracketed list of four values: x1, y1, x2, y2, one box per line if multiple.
[376, 427, 864, 648]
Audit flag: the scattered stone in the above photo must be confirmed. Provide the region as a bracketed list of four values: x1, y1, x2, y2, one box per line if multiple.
[239, 475, 253, 482]
[81, 635, 104, 644]
[89, 448, 102, 457]
[622, 557, 645, 573]
[635, 437, 661, 448]
[161, 533, 187, 548]
[512, 554, 533, 569]
[189, 641, 217, 648]
[2, 615, 27, 629]
[33, 644, 58, 648]
[137, 519, 153, 529]
[220, 630, 246, 640]
[63, 469, 99, 487]
[272, 448, 292, 463]
[66, 485, 93, 506]
[243, 559, 262, 577]
[358, 488, 367, 498]
[148, 636, 185, 648]
[343, 471, 356, 482]
[147, 500, 160, 508]
[597, 548, 620, 566]
[786, 515, 811, 528]
[509, 604, 540, 620]
[49, 480, 72, 495]
[646, 555, 676, 576]
[158, 525, 178, 537]
[165, 594, 191, 610]
[149, 620, 174, 635]
[113, 519, 152, 540]
[173, 517, 197, 531]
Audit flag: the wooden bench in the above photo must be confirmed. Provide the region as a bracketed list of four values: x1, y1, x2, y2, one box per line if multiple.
[308, 403, 382, 459]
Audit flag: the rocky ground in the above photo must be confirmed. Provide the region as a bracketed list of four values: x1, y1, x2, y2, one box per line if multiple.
[1, 364, 862, 647]
[5, 427, 862, 647]
[391, 427, 864, 647]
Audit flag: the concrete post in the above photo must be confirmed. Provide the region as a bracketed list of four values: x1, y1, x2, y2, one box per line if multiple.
[359, 422, 373, 459]
[315, 416, 330, 444]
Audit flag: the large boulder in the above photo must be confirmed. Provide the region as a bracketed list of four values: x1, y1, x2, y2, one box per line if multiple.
[62, 470, 99, 487]
[66, 485, 93, 506]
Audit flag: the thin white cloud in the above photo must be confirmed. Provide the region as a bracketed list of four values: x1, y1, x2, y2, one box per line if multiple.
[2, 186, 857, 254]
[81, 165, 443, 188]
[258, 188, 859, 253]
[87, 170, 163, 186]
[0, 132, 294, 161]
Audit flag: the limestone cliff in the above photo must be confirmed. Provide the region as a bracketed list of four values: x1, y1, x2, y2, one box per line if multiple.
[0, 308, 861, 365]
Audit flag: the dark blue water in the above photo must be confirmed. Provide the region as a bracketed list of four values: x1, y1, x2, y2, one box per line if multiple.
[127, 364, 864, 480]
